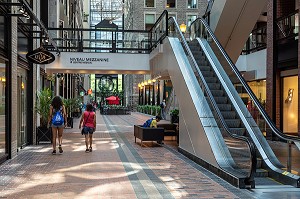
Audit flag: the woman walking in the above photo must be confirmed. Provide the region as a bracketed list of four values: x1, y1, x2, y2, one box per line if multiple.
[48, 96, 67, 155]
[79, 104, 96, 153]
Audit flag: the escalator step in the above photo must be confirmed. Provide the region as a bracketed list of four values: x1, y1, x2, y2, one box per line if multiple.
[205, 77, 218, 83]
[213, 96, 228, 103]
[229, 128, 246, 136]
[220, 111, 236, 119]
[216, 103, 231, 110]
[207, 83, 221, 90]
[225, 119, 241, 128]
[211, 90, 225, 97]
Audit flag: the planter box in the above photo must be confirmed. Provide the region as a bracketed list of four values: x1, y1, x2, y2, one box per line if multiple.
[66, 117, 74, 128]
[37, 126, 52, 144]
[171, 115, 179, 123]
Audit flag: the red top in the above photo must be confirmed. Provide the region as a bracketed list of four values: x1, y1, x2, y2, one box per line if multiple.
[83, 111, 95, 128]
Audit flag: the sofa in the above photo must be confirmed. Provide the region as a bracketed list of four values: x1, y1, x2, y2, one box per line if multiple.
[157, 123, 179, 143]
[134, 125, 164, 147]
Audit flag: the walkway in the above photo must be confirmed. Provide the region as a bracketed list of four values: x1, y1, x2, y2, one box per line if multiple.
[0, 112, 299, 198]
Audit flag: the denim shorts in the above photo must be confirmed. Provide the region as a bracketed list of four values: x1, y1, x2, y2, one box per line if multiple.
[83, 127, 94, 135]
[51, 124, 64, 128]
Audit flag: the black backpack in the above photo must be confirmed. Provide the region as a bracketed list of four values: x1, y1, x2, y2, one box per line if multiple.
[160, 102, 164, 108]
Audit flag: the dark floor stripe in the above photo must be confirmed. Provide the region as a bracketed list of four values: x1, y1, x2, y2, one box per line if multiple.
[102, 116, 148, 199]
[117, 114, 254, 199]
[104, 115, 175, 199]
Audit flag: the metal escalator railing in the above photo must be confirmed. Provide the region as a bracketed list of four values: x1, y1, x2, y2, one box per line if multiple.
[190, 18, 300, 180]
[168, 17, 256, 188]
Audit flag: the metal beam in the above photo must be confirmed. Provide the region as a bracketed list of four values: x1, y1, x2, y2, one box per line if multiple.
[17, 0, 60, 54]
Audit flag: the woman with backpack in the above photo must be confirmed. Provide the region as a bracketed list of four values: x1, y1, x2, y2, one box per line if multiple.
[79, 104, 96, 153]
[48, 96, 67, 155]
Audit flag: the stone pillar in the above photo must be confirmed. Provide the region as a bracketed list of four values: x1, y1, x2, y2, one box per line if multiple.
[10, 2, 18, 157]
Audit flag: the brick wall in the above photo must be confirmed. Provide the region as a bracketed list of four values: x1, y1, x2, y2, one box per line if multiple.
[277, 0, 295, 18]
[128, 0, 207, 30]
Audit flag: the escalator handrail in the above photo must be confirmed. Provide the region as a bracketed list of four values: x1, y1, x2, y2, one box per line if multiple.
[168, 17, 256, 183]
[190, 17, 300, 143]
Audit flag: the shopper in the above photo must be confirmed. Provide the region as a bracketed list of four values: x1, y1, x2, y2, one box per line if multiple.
[160, 99, 166, 120]
[48, 96, 67, 155]
[79, 104, 96, 153]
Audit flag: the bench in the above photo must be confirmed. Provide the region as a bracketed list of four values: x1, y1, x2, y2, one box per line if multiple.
[134, 125, 164, 147]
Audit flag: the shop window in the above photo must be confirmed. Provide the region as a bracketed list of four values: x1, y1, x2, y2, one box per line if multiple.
[0, 60, 5, 156]
[283, 76, 298, 134]
[145, 14, 155, 30]
[166, 0, 176, 8]
[145, 0, 155, 7]
[187, 0, 197, 9]
[0, 16, 4, 47]
[187, 15, 197, 27]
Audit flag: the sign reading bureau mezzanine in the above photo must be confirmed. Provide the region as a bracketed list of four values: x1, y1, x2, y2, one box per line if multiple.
[69, 57, 109, 64]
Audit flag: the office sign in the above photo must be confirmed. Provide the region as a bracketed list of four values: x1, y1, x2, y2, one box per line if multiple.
[26, 47, 55, 64]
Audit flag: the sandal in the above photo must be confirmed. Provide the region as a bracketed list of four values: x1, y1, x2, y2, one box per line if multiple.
[85, 149, 89, 153]
[58, 145, 63, 153]
[89, 147, 92, 152]
[52, 150, 56, 155]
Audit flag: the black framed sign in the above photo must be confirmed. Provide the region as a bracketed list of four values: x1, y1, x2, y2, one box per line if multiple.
[26, 47, 55, 64]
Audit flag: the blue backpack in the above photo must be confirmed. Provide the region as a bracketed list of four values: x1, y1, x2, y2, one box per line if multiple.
[142, 118, 153, 127]
[52, 108, 64, 126]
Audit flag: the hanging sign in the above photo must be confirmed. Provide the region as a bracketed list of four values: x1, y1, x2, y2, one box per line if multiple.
[26, 47, 55, 64]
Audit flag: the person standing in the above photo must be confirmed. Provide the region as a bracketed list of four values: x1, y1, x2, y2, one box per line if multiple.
[48, 96, 67, 155]
[79, 104, 96, 153]
[160, 99, 166, 120]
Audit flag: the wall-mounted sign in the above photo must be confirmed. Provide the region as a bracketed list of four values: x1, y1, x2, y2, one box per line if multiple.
[69, 57, 109, 65]
[26, 47, 55, 64]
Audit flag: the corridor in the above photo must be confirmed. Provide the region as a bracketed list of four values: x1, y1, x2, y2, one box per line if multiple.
[0, 112, 298, 198]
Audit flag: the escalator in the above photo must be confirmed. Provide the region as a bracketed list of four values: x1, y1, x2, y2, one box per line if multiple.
[188, 18, 300, 187]
[150, 15, 257, 188]
[149, 10, 300, 188]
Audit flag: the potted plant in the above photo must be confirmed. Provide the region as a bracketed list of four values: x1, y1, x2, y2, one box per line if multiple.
[63, 97, 82, 128]
[170, 109, 179, 124]
[63, 98, 73, 128]
[35, 88, 52, 144]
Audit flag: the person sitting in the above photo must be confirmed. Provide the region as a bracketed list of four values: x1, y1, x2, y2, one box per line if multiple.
[142, 115, 162, 128]
[142, 115, 163, 144]
[150, 115, 162, 128]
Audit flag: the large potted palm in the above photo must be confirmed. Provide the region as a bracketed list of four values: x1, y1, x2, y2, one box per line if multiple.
[35, 88, 52, 144]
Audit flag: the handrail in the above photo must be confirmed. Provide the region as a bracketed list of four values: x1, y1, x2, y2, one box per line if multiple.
[149, 10, 168, 51]
[168, 17, 256, 185]
[190, 17, 300, 144]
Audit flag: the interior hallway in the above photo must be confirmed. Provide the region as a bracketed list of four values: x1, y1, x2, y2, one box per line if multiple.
[0, 112, 299, 198]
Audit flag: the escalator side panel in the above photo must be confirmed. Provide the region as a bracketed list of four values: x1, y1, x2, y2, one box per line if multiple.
[159, 37, 241, 170]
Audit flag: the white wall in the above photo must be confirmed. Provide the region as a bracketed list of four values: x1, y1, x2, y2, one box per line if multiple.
[235, 49, 266, 80]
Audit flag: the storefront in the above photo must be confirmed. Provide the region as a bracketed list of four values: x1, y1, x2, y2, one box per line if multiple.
[0, 14, 7, 162]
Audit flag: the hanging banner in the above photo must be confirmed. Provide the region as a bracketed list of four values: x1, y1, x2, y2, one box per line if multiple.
[26, 47, 55, 64]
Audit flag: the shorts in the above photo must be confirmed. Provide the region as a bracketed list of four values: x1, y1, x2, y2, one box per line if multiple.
[51, 124, 64, 128]
[83, 127, 94, 135]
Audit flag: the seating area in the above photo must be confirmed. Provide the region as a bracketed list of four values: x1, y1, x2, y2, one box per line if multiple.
[134, 123, 179, 147]
[134, 125, 164, 147]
